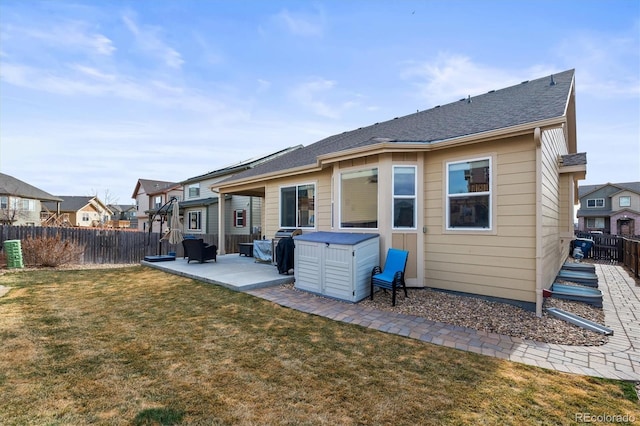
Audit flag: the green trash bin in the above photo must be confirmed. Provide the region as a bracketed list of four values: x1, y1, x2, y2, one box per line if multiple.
[3, 240, 24, 269]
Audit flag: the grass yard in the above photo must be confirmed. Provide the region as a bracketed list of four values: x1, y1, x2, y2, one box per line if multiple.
[0, 266, 637, 425]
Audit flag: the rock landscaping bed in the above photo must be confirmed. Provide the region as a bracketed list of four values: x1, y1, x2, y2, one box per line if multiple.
[359, 288, 608, 346]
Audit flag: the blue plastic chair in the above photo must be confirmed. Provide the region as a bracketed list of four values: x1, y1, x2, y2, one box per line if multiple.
[370, 248, 409, 306]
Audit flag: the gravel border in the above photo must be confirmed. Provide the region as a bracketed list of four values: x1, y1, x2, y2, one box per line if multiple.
[359, 287, 608, 346]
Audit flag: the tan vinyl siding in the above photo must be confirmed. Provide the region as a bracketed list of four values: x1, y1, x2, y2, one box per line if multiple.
[423, 135, 538, 302]
[540, 127, 569, 287]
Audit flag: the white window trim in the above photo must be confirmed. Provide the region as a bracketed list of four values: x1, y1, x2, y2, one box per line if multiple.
[338, 167, 379, 230]
[619, 196, 631, 207]
[187, 210, 203, 232]
[234, 209, 245, 227]
[279, 182, 316, 229]
[586, 198, 605, 208]
[392, 165, 417, 230]
[445, 156, 492, 231]
[188, 183, 200, 199]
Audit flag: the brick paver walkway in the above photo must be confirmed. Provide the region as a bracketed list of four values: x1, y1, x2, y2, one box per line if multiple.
[248, 263, 639, 381]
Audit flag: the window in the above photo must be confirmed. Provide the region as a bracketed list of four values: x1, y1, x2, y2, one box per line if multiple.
[188, 184, 200, 198]
[393, 166, 416, 229]
[234, 209, 245, 227]
[587, 198, 604, 208]
[340, 168, 378, 228]
[586, 217, 605, 229]
[21, 199, 35, 211]
[82, 213, 90, 222]
[0, 196, 7, 209]
[280, 184, 315, 228]
[620, 196, 631, 207]
[154, 196, 162, 209]
[446, 158, 491, 229]
[188, 211, 202, 231]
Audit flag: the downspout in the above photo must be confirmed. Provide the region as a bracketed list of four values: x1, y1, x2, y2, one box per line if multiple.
[534, 127, 543, 317]
[218, 193, 226, 255]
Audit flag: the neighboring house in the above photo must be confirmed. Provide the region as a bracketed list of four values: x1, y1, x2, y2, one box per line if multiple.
[179, 146, 302, 236]
[107, 204, 138, 229]
[576, 182, 640, 235]
[42, 196, 113, 228]
[0, 172, 62, 226]
[215, 69, 584, 317]
[131, 179, 183, 232]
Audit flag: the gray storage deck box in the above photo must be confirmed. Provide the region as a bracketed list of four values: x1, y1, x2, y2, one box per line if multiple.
[294, 232, 380, 302]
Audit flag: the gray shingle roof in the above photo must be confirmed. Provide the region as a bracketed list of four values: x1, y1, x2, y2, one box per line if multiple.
[0, 173, 62, 202]
[220, 69, 575, 184]
[42, 196, 93, 212]
[578, 182, 640, 197]
[137, 179, 181, 195]
[561, 153, 587, 167]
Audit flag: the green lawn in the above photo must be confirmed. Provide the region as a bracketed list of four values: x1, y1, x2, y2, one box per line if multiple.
[0, 266, 637, 425]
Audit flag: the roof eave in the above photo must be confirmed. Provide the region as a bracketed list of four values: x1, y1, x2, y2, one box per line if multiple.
[318, 116, 567, 164]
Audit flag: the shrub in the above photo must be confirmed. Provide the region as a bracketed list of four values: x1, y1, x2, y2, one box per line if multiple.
[21, 235, 85, 267]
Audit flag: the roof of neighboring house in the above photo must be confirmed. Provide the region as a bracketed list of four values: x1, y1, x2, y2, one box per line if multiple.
[181, 145, 304, 185]
[132, 179, 182, 198]
[0, 173, 62, 202]
[578, 182, 640, 198]
[43, 196, 111, 214]
[218, 69, 576, 186]
[108, 204, 136, 213]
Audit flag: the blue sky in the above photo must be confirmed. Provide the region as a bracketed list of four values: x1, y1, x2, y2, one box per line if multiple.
[1, 0, 638, 203]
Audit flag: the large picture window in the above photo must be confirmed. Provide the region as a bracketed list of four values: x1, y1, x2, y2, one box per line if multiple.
[446, 158, 491, 230]
[340, 168, 378, 228]
[393, 166, 416, 229]
[280, 184, 315, 228]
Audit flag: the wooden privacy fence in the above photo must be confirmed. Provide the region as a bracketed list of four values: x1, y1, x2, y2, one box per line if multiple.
[0, 225, 260, 265]
[622, 238, 640, 279]
[574, 232, 624, 262]
[574, 232, 640, 279]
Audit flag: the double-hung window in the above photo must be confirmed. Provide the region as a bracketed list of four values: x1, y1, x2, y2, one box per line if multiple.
[340, 168, 378, 229]
[234, 209, 245, 227]
[446, 157, 491, 230]
[21, 199, 35, 211]
[188, 184, 200, 198]
[393, 166, 416, 229]
[280, 184, 315, 228]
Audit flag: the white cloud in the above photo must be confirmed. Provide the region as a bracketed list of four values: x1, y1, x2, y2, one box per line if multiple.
[554, 28, 640, 99]
[399, 53, 560, 107]
[2, 21, 115, 56]
[122, 13, 184, 69]
[273, 8, 325, 37]
[290, 77, 354, 119]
